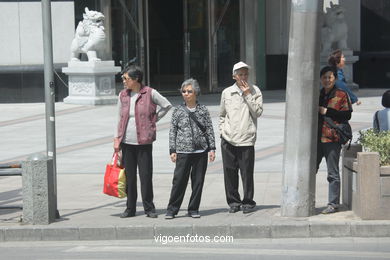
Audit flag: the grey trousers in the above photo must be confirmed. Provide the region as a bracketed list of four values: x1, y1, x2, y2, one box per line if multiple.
[316, 142, 342, 207]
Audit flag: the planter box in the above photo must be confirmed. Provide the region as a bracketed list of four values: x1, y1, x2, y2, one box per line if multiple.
[342, 144, 390, 220]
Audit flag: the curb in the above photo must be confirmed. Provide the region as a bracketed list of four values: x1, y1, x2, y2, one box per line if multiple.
[1, 221, 390, 242]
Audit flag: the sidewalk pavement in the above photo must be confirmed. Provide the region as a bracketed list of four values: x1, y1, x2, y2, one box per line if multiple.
[0, 89, 389, 242]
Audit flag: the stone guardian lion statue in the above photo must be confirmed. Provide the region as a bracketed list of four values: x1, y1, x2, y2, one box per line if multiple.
[70, 7, 106, 62]
[321, 1, 348, 53]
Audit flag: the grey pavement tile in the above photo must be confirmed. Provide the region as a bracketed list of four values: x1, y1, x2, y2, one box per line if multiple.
[271, 221, 310, 238]
[351, 221, 390, 237]
[192, 224, 231, 237]
[42, 227, 80, 241]
[231, 224, 271, 239]
[79, 226, 116, 240]
[116, 225, 154, 240]
[309, 221, 351, 237]
[4, 227, 42, 241]
[154, 224, 193, 237]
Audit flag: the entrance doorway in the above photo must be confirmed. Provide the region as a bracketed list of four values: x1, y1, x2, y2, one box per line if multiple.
[110, 0, 240, 94]
[147, 0, 211, 94]
[148, 0, 184, 93]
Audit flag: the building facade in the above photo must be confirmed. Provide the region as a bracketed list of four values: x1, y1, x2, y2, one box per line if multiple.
[0, 0, 389, 103]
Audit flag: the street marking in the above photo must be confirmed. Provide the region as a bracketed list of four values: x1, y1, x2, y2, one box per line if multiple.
[0, 106, 98, 127]
[65, 245, 390, 258]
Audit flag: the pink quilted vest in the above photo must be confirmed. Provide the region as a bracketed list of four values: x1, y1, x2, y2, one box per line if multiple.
[117, 86, 157, 144]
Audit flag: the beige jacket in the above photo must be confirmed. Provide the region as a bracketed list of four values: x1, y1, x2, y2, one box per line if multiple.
[219, 84, 263, 146]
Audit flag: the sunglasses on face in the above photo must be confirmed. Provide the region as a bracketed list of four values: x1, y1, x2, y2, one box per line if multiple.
[181, 90, 194, 94]
[121, 75, 131, 81]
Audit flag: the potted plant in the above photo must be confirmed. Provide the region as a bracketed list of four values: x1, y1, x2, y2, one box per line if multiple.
[357, 128, 390, 166]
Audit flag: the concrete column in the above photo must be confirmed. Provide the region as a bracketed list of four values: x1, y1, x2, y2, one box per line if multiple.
[22, 155, 56, 224]
[100, 0, 112, 60]
[281, 0, 323, 217]
[239, 0, 257, 85]
[256, 0, 266, 89]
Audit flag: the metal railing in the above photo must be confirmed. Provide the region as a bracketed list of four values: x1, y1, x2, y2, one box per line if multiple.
[0, 163, 22, 176]
[0, 162, 22, 209]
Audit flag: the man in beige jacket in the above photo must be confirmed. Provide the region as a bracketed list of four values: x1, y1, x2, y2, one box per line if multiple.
[219, 61, 263, 214]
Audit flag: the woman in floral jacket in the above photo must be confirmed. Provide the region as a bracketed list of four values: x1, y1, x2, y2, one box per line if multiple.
[317, 66, 352, 214]
[165, 78, 216, 219]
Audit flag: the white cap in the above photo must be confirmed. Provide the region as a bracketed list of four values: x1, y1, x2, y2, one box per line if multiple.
[232, 61, 250, 74]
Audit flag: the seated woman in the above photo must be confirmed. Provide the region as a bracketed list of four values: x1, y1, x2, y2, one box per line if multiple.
[165, 78, 216, 219]
[373, 90, 390, 132]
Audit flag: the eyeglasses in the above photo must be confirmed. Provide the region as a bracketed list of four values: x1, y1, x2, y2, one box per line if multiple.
[181, 90, 193, 94]
[121, 75, 131, 81]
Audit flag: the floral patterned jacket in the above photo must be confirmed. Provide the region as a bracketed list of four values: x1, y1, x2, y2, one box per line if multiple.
[169, 104, 216, 154]
[318, 86, 352, 143]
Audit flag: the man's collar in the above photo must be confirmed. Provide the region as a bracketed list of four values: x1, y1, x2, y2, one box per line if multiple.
[232, 83, 241, 92]
[231, 83, 243, 95]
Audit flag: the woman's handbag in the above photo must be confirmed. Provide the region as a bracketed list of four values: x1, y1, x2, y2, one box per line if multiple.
[103, 152, 127, 198]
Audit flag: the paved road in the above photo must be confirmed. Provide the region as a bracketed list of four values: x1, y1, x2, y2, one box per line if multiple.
[1, 238, 390, 260]
[0, 88, 388, 241]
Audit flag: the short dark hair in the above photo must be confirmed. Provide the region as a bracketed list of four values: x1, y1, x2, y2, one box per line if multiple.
[122, 65, 143, 83]
[320, 66, 338, 79]
[382, 90, 390, 108]
[328, 49, 343, 67]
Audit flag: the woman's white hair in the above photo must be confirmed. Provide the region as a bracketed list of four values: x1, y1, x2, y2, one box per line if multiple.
[180, 78, 201, 96]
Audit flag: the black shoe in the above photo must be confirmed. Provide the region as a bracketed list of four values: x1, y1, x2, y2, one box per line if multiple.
[229, 206, 240, 213]
[188, 211, 201, 218]
[165, 212, 175, 219]
[120, 209, 135, 218]
[146, 212, 158, 218]
[243, 206, 255, 214]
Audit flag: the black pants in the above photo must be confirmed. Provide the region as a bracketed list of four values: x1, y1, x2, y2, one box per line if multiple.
[316, 142, 341, 207]
[121, 143, 155, 214]
[221, 138, 256, 208]
[167, 152, 208, 214]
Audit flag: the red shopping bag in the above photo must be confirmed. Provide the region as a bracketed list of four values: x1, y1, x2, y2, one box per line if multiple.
[103, 153, 127, 198]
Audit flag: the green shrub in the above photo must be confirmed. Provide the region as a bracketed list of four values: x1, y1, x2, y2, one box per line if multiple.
[357, 128, 390, 166]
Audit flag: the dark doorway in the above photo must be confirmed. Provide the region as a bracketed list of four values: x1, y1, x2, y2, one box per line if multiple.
[148, 0, 184, 93]
[356, 0, 390, 88]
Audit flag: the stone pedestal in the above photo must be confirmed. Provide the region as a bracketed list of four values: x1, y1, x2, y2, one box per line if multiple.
[342, 148, 390, 220]
[62, 61, 121, 105]
[341, 144, 362, 208]
[22, 156, 56, 225]
[320, 49, 359, 90]
[354, 153, 390, 220]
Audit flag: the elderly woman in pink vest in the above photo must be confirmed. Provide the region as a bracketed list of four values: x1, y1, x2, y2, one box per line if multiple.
[114, 65, 172, 218]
